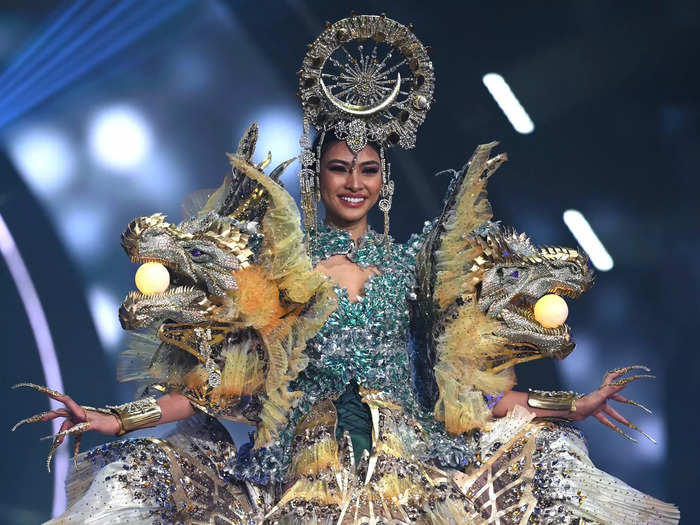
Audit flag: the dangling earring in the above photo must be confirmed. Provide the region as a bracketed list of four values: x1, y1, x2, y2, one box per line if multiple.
[299, 120, 322, 242]
[378, 146, 394, 247]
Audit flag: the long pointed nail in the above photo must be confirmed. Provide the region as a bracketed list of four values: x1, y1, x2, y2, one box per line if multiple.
[73, 434, 83, 468]
[620, 398, 653, 415]
[11, 412, 49, 432]
[40, 422, 90, 441]
[46, 438, 60, 473]
[610, 374, 656, 387]
[608, 365, 651, 375]
[628, 423, 657, 444]
[11, 382, 63, 397]
[609, 424, 638, 443]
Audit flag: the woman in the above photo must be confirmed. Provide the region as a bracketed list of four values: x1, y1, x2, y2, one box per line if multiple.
[15, 14, 678, 525]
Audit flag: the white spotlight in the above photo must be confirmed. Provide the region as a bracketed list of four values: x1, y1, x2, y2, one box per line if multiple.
[6, 125, 76, 194]
[58, 204, 108, 258]
[87, 286, 123, 351]
[88, 105, 153, 172]
[482, 73, 535, 134]
[563, 209, 614, 271]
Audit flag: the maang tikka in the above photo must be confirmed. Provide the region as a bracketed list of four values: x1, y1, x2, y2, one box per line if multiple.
[297, 14, 434, 245]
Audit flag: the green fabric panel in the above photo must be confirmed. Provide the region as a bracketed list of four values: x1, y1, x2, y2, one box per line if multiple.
[333, 382, 372, 466]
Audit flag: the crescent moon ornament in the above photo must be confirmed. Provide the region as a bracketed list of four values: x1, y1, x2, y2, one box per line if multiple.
[320, 73, 402, 116]
[299, 15, 434, 151]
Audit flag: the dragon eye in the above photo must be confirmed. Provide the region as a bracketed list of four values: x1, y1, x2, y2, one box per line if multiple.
[568, 263, 581, 274]
[189, 248, 204, 257]
[511, 271, 519, 278]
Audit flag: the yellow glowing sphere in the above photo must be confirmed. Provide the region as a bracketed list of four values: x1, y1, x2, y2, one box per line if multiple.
[533, 294, 569, 328]
[134, 262, 170, 295]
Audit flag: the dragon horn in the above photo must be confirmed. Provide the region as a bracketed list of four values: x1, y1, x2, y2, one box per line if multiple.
[269, 158, 296, 182]
[236, 122, 259, 162]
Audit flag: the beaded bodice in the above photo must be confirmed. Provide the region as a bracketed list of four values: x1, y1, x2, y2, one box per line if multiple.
[233, 224, 473, 484]
[300, 226, 420, 409]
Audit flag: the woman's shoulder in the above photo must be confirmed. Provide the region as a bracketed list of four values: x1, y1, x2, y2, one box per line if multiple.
[393, 220, 436, 261]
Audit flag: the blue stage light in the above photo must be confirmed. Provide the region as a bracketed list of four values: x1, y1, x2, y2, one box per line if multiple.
[0, 0, 191, 129]
[57, 203, 110, 258]
[88, 104, 153, 171]
[6, 125, 76, 195]
[252, 106, 302, 186]
[0, 213, 68, 516]
[87, 285, 123, 352]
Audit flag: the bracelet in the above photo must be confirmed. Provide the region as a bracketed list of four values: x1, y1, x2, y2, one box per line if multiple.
[527, 389, 581, 413]
[107, 397, 162, 436]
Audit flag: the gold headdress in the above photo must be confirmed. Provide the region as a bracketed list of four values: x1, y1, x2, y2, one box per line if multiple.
[297, 14, 435, 239]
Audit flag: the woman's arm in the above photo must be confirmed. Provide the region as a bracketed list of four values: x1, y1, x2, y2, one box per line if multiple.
[491, 390, 572, 419]
[491, 367, 652, 436]
[17, 388, 197, 449]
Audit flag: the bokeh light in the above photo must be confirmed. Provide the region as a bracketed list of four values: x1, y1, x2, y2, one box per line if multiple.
[87, 104, 153, 172]
[6, 125, 76, 195]
[87, 285, 123, 352]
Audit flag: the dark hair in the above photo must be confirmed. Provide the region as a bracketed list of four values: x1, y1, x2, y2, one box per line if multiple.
[311, 131, 382, 161]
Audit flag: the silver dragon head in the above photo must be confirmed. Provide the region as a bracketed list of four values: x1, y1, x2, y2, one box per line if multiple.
[476, 226, 594, 359]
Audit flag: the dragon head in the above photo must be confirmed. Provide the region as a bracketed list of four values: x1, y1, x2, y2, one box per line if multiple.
[117, 122, 293, 331]
[415, 142, 597, 433]
[114, 126, 335, 444]
[476, 227, 594, 360]
[118, 213, 257, 330]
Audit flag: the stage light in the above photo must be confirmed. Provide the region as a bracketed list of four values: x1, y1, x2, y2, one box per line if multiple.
[58, 204, 109, 258]
[563, 209, 614, 271]
[249, 107, 302, 186]
[6, 125, 76, 195]
[0, 0, 191, 130]
[87, 286, 123, 352]
[482, 73, 535, 134]
[636, 415, 666, 463]
[88, 105, 153, 172]
[557, 331, 597, 388]
[0, 213, 67, 516]
[136, 151, 185, 207]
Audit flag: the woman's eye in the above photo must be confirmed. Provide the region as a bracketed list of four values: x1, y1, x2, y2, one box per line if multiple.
[329, 166, 347, 173]
[363, 168, 379, 175]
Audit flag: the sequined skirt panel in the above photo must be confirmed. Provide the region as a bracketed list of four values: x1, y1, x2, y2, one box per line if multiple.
[47, 409, 678, 525]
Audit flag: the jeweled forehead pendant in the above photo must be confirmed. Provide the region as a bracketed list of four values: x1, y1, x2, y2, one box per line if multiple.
[297, 14, 435, 244]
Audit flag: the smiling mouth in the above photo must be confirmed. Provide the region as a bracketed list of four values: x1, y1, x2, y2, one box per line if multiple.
[339, 195, 367, 207]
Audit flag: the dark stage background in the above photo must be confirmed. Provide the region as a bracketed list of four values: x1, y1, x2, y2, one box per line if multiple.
[0, 1, 698, 523]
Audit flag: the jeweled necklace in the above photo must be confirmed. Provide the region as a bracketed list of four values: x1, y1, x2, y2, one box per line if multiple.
[310, 223, 388, 268]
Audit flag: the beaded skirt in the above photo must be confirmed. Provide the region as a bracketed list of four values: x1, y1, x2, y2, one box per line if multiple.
[45, 406, 678, 525]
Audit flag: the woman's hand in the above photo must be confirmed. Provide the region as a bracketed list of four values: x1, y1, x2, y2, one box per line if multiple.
[11, 383, 120, 471]
[568, 366, 656, 442]
[12, 384, 196, 471]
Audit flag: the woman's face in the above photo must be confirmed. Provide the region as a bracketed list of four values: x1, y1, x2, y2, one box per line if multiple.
[319, 140, 382, 226]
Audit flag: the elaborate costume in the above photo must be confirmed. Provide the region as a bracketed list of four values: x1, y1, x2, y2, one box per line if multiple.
[15, 14, 679, 525]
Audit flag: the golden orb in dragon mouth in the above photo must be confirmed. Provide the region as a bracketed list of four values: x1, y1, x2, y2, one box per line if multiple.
[134, 261, 170, 295]
[534, 293, 569, 328]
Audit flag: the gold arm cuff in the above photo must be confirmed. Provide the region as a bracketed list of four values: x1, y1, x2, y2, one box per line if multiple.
[527, 389, 579, 412]
[107, 397, 162, 437]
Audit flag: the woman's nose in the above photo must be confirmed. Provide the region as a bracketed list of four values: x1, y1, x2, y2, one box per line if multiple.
[345, 171, 362, 191]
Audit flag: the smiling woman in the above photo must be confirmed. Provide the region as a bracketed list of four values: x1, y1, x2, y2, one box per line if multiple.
[12, 13, 680, 525]
[318, 138, 382, 237]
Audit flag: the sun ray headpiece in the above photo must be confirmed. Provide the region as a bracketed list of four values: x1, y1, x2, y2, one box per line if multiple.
[297, 14, 435, 242]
